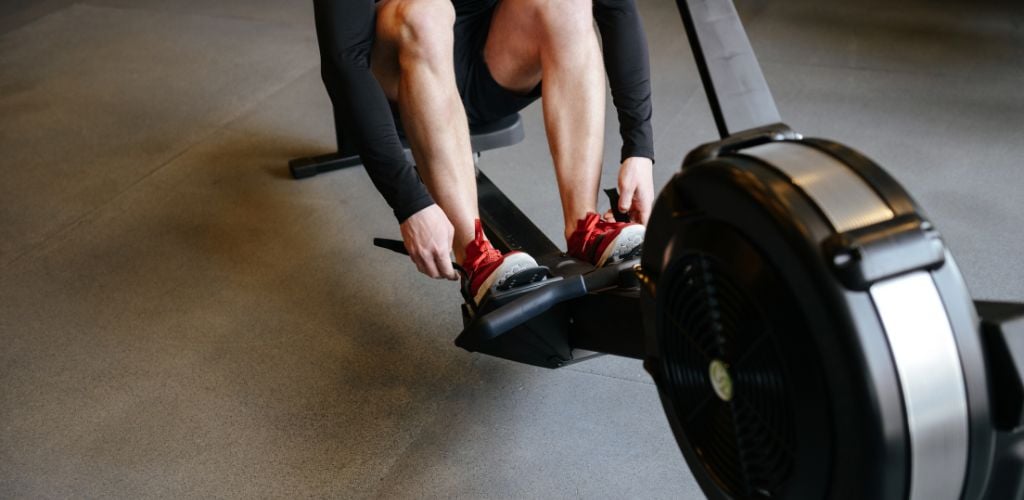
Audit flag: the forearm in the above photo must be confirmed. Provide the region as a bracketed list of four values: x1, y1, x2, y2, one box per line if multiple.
[313, 0, 434, 222]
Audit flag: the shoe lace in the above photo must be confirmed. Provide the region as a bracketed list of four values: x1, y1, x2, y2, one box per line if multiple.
[572, 213, 626, 258]
[459, 219, 503, 314]
[464, 221, 502, 277]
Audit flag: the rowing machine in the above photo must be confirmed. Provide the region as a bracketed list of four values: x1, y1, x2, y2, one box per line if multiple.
[442, 1, 1024, 498]
[300, 1, 1024, 496]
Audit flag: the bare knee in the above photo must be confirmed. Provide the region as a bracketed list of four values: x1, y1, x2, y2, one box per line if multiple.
[524, 0, 594, 38]
[377, 0, 456, 63]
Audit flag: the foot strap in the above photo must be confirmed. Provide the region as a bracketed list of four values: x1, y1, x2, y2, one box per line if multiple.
[373, 238, 408, 256]
[604, 188, 631, 223]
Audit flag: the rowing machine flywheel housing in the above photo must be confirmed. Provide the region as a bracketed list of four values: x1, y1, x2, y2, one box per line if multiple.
[640, 126, 995, 500]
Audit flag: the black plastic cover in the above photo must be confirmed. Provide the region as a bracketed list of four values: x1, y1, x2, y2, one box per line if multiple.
[978, 301, 1024, 431]
[822, 214, 946, 290]
[977, 301, 1024, 499]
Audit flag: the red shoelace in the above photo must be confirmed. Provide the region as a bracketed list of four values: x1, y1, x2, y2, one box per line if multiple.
[567, 212, 630, 264]
[463, 220, 505, 293]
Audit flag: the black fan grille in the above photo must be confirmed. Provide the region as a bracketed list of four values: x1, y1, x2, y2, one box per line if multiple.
[659, 254, 796, 498]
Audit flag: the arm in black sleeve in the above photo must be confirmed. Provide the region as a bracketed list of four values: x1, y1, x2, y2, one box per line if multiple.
[593, 0, 655, 163]
[313, 0, 434, 222]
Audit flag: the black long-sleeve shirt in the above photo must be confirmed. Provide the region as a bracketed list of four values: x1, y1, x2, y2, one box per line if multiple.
[314, 0, 653, 222]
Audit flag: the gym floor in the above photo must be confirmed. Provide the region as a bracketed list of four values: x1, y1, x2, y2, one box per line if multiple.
[1, 1, 1022, 498]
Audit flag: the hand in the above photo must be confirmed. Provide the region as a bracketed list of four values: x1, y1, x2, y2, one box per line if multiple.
[607, 156, 654, 225]
[400, 204, 459, 281]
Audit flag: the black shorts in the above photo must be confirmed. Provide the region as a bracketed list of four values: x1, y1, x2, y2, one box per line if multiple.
[451, 2, 542, 127]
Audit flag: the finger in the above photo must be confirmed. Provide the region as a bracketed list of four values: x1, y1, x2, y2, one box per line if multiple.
[436, 238, 457, 280]
[421, 257, 441, 279]
[603, 209, 616, 222]
[434, 251, 458, 281]
[642, 191, 654, 225]
[629, 185, 648, 224]
[639, 207, 651, 225]
[629, 199, 646, 225]
[618, 182, 636, 213]
[414, 250, 440, 278]
[410, 253, 428, 276]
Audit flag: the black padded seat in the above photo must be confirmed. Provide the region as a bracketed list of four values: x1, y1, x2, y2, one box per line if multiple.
[466, 113, 525, 152]
[289, 113, 525, 179]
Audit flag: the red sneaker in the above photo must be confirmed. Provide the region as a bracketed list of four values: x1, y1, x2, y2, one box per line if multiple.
[567, 212, 645, 267]
[463, 220, 544, 305]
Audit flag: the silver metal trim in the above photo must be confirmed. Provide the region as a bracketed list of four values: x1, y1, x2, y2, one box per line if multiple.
[871, 272, 969, 500]
[739, 142, 969, 499]
[742, 142, 894, 232]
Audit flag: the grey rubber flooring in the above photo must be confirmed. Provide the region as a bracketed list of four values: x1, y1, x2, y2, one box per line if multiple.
[1, 1, 1021, 498]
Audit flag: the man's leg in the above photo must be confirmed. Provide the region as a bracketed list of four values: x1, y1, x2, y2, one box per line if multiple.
[484, 0, 606, 242]
[373, 0, 479, 264]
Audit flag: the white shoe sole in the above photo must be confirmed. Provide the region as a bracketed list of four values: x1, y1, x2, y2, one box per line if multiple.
[473, 252, 540, 305]
[595, 224, 645, 267]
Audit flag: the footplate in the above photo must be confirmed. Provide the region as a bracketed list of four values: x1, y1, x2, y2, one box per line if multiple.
[455, 257, 642, 368]
[495, 266, 551, 293]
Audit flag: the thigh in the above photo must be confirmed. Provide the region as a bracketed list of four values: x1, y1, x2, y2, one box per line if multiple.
[483, 0, 544, 95]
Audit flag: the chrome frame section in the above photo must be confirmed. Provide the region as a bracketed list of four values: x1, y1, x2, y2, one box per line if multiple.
[742, 142, 893, 232]
[871, 272, 970, 500]
[740, 141, 969, 500]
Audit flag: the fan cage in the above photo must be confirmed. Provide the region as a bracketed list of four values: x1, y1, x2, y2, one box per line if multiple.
[659, 253, 797, 498]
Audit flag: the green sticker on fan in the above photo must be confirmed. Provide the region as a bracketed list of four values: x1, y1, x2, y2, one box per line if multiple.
[709, 359, 733, 402]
